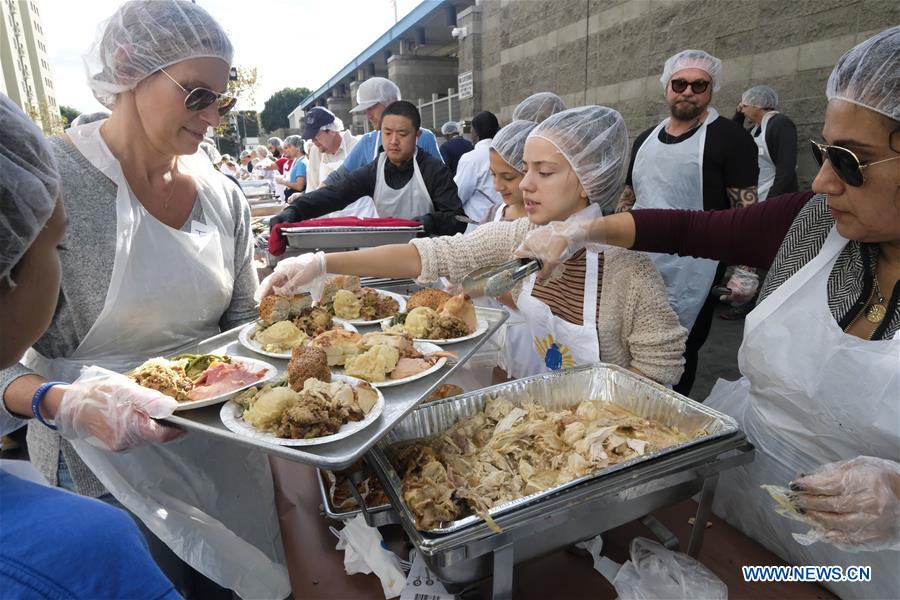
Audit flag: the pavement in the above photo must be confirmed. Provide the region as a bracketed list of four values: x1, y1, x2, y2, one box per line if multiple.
[689, 302, 745, 402]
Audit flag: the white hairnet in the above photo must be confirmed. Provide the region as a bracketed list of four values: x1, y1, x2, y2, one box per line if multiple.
[0, 95, 60, 286]
[350, 77, 401, 113]
[284, 135, 304, 150]
[321, 117, 344, 133]
[70, 111, 110, 127]
[198, 142, 222, 165]
[255, 145, 268, 159]
[742, 85, 778, 109]
[441, 121, 462, 135]
[660, 49, 722, 92]
[528, 106, 629, 210]
[512, 92, 567, 123]
[826, 26, 900, 122]
[85, 0, 233, 109]
[491, 120, 538, 173]
[267, 137, 283, 148]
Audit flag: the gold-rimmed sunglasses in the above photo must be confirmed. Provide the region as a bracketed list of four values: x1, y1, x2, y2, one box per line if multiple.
[159, 68, 237, 117]
[810, 139, 900, 187]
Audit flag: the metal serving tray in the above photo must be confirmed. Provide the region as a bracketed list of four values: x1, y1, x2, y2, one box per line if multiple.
[282, 226, 423, 251]
[316, 468, 398, 527]
[163, 303, 507, 471]
[367, 363, 753, 596]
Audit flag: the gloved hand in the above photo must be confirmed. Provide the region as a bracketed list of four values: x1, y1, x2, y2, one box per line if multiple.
[790, 456, 900, 551]
[255, 251, 328, 301]
[275, 176, 287, 186]
[514, 204, 604, 281]
[55, 367, 184, 452]
[269, 205, 300, 229]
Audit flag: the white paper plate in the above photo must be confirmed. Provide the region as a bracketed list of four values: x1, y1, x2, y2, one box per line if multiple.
[173, 356, 278, 412]
[219, 374, 384, 446]
[337, 341, 447, 388]
[328, 289, 407, 326]
[381, 318, 489, 345]
[238, 320, 359, 360]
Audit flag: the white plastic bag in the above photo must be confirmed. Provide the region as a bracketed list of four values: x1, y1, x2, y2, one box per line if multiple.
[335, 514, 406, 599]
[612, 537, 727, 600]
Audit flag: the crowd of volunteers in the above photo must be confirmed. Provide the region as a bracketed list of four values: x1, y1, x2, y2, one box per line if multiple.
[0, 0, 896, 596]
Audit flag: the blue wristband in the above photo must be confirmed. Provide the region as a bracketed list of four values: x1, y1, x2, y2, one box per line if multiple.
[31, 382, 66, 430]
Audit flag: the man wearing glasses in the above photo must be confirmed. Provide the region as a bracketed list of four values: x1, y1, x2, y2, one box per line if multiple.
[616, 49, 758, 396]
[300, 106, 376, 217]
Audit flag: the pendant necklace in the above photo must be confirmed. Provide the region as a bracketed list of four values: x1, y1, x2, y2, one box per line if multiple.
[865, 272, 887, 324]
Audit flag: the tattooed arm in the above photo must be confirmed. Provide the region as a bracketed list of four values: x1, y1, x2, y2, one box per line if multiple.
[615, 184, 636, 213]
[727, 185, 758, 209]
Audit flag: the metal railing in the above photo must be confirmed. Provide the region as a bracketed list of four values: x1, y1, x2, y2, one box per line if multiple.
[418, 88, 460, 132]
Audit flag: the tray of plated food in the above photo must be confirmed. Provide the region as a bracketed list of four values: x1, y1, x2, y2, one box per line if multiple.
[381, 289, 488, 344]
[161, 296, 509, 470]
[319, 275, 407, 326]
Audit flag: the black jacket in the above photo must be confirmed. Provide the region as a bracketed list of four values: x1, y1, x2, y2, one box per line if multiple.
[277, 151, 466, 236]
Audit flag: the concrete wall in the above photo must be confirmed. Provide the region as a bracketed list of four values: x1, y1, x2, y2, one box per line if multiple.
[388, 54, 460, 110]
[459, 0, 899, 187]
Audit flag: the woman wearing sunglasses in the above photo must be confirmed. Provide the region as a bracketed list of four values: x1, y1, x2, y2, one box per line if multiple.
[0, 1, 289, 598]
[517, 27, 900, 599]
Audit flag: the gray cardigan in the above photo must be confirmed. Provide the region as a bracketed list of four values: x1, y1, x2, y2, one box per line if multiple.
[0, 137, 258, 497]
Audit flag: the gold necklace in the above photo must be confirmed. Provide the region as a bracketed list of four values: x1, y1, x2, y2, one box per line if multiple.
[865, 271, 887, 324]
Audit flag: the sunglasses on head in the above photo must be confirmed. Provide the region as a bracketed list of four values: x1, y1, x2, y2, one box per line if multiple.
[159, 68, 237, 117]
[809, 139, 900, 187]
[670, 79, 710, 94]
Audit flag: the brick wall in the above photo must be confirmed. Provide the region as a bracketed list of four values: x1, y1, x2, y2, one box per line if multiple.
[466, 0, 899, 187]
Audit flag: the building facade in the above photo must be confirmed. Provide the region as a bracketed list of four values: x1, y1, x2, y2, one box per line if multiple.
[0, 0, 60, 133]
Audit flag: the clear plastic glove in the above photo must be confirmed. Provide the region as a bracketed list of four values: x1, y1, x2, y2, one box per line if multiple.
[788, 456, 900, 551]
[55, 366, 184, 452]
[255, 251, 327, 302]
[275, 176, 287, 186]
[514, 204, 603, 281]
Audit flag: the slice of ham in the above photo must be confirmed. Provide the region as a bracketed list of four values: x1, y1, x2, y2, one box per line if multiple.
[390, 357, 433, 380]
[188, 361, 267, 400]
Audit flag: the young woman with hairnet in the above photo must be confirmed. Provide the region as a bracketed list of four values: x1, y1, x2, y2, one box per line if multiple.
[0, 2, 289, 598]
[0, 94, 181, 599]
[511, 91, 567, 124]
[258, 107, 688, 385]
[516, 26, 900, 599]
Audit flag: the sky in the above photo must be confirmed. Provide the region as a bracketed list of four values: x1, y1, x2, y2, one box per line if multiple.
[41, 0, 423, 113]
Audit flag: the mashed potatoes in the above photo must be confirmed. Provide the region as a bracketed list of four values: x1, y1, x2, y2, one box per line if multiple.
[243, 386, 300, 431]
[333, 289, 363, 320]
[345, 345, 401, 382]
[255, 320, 307, 353]
[402, 307, 437, 338]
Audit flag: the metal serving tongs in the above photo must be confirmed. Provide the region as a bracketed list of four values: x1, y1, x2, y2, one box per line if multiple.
[462, 257, 543, 297]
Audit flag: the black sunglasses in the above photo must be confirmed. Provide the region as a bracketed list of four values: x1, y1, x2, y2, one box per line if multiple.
[810, 139, 900, 187]
[670, 78, 710, 94]
[160, 68, 237, 117]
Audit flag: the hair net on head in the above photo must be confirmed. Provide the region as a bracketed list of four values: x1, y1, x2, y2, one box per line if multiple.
[660, 49, 722, 92]
[512, 92, 567, 123]
[350, 77, 401, 113]
[491, 120, 538, 173]
[239, 150, 251, 159]
[322, 117, 344, 133]
[284, 135, 303, 149]
[85, 0, 233, 109]
[254, 145, 268, 159]
[826, 26, 900, 122]
[267, 137, 283, 148]
[70, 111, 110, 127]
[198, 142, 222, 165]
[0, 95, 60, 286]
[742, 85, 778, 109]
[528, 106, 629, 210]
[441, 121, 462, 135]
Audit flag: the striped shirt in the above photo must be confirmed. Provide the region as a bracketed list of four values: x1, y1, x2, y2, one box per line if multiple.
[531, 249, 605, 325]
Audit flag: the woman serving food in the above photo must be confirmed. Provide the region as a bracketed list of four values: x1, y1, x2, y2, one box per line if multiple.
[0, 1, 287, 597]
[259, 107, 688, 386]
[515, 27, 900, 599]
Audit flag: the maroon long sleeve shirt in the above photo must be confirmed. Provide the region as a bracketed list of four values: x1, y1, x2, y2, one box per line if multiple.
[630, 192, 815, 269]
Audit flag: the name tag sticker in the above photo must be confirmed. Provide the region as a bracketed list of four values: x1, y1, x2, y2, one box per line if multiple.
[190, 220, 210, 236]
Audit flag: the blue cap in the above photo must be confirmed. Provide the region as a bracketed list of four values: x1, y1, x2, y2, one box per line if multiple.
[302, 107, 336, 140]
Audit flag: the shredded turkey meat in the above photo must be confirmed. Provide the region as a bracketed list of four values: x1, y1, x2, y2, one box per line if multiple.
[391, 396, 691, 531]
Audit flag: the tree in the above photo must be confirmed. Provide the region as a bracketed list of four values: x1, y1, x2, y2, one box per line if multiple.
[215, 66, 258, 141]
[259, 87, 311, 132]
[59, 105, 80, 127]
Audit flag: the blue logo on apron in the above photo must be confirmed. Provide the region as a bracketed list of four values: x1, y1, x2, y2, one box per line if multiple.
[534, 335, 575, 371]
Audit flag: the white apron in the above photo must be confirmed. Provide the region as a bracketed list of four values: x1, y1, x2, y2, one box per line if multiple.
[752, 111, 778, 201]
[706, 227, 900, 599]
[632, 109, 720, 330]
[514, 249, 601, 376]
[319, 139, 377, 218]
[372, 151, 433, 219]
[25, 121, 290, 599]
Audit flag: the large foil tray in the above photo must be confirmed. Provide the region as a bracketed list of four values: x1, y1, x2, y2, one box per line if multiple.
[372, 363, 739, 534]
